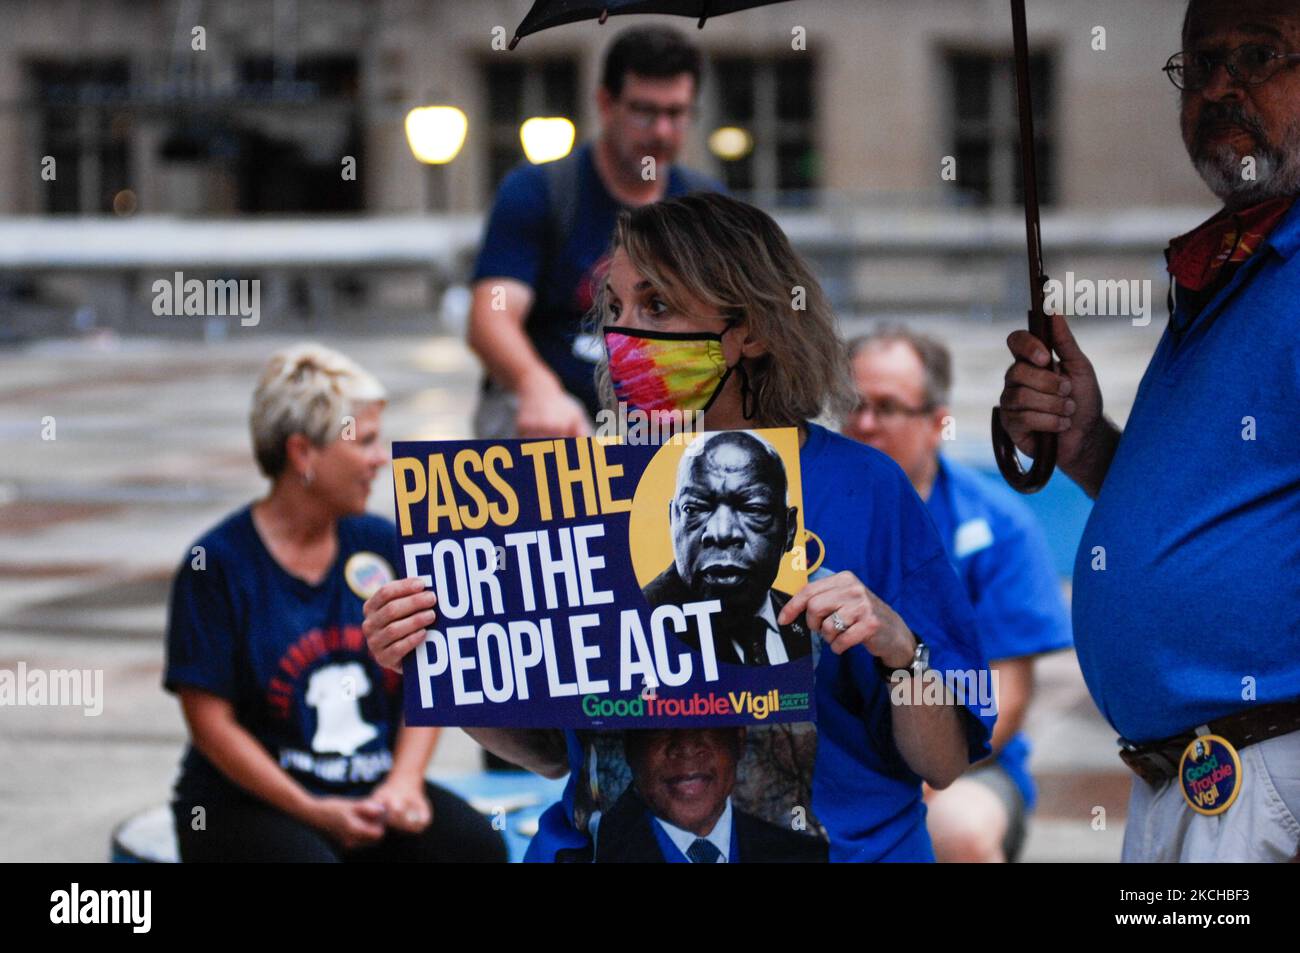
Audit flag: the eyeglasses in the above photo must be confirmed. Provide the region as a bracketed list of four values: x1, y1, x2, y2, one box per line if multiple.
[1163, 43, 1300, 91]
[624, 101, 695, 130]
[852, 397, 935, 422]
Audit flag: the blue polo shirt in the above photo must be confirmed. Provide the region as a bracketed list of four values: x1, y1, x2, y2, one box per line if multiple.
[1072, 200, 1300, 744]
[925, 455, 1072, 809]
[525, 423, 995, 862]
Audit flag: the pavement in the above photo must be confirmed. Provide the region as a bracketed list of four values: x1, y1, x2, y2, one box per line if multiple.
[0, 314, 1164, 862]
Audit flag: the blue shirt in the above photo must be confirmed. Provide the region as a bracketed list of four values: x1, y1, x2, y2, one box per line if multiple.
[164, 506, 405, 802]
[925, 455, 1073, 809]
[1072, 200, 1300, 743]
[471, 143, 723, 418]
[525, 423, 994, 862]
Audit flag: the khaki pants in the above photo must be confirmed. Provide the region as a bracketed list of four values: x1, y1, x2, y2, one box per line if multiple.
[1121, 730, 1300, 862]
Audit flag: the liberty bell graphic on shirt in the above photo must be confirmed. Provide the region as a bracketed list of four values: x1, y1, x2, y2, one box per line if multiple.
[305, 661, 378, 755]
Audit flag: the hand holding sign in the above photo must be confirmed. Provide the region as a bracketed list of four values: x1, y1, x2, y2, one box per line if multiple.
[778, 570, 916, 669]
[362, 577, 438, 673]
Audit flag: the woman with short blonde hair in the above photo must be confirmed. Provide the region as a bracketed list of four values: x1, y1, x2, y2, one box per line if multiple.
[250, 343, 387, 480]
[164, 342, 505, 863]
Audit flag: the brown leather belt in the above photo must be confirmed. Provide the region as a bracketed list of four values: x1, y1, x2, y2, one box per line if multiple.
[1118, 700, 1300, 786]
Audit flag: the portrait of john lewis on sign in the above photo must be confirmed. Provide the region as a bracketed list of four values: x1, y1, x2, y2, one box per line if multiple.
[640, 430, 811, 667]
[594, 727, 828, 863]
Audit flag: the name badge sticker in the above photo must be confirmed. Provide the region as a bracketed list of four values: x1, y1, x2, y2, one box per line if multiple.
[1179, 734, 1243, 816]
[344, 552, 395, 601]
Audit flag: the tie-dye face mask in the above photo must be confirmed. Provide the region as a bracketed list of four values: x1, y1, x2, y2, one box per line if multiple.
[603, 326, 737, 416]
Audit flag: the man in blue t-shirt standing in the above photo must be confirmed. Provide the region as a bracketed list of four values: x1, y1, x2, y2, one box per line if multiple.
[845, 328, 1072, 862]
[469, 25, 723, 439]
[998, 0, 1300, 862]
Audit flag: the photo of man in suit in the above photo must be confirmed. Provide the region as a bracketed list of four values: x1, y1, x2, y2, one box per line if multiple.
[594, 728, 827, 863]
[641, 430, 811, 666]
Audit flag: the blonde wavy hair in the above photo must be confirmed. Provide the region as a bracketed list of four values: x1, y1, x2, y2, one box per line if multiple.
[250, 342, 386, 478]
[589, 192, 855, 428]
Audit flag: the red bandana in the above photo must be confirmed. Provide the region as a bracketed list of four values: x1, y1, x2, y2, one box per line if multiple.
[1167, 197, 1295, 292]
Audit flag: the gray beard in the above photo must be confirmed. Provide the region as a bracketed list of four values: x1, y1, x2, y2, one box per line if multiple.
[1192, 124, 1300, 209]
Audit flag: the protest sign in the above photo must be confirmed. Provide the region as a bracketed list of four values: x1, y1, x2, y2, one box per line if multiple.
[391, 428, 816, 729]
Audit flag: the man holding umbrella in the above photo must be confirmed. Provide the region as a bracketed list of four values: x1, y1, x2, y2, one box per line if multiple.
[999, 0, 1300, 862]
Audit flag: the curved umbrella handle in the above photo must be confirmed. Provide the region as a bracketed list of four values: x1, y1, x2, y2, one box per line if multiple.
[991, 303, 1058, 493]
[991, 407, 1057, 493]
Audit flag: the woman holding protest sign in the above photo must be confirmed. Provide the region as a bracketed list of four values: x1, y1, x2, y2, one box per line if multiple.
[163, 343, 506, 862]
[364, 193, 993, 862]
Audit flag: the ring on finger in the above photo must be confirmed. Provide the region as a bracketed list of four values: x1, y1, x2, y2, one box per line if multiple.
[830, 611, 848, 633]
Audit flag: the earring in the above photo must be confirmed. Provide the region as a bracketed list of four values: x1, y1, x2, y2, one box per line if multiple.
[302, 468, 315, 487]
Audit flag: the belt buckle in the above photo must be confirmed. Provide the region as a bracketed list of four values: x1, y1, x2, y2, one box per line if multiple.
[1117, 737, 1140, 761]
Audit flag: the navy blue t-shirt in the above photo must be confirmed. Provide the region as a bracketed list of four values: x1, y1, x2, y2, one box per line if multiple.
[471, 144, 724, 418]
[164, 506, 405, 802]
[525, 424, 995, 862]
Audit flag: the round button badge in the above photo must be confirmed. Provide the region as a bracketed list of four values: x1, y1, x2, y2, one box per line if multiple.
[799, 529, 825, 575]
[1179, 734, 1242, 816]
[344, 552, 395, 601]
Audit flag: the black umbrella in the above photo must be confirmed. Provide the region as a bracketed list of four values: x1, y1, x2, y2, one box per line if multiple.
[509, 1, 798, 48]
[511, 0, 1057, 493]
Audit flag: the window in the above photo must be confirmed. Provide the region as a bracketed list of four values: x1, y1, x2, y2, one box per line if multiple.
[231, 55, 363, 213]
[710, 55, 818, 207]
[483, 57, 579, 196]
[947, 50, 1056, 207]
[31, 61, 132, 214]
